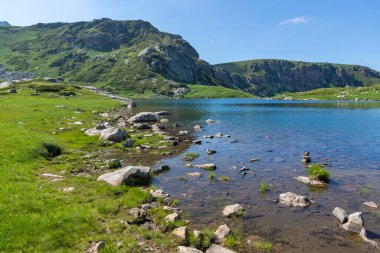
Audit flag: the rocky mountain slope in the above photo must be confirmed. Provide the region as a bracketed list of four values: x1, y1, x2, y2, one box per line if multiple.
[0, 18, 379, 97]
[0, 21, 10, 27]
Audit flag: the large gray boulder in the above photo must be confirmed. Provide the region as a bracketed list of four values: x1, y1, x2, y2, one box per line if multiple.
[127, 112, 158, 124]
[332, 207, 348, 224]
[343, 212, 364, 233]
[278, 192, 311, 207]
[97, 166, 151, 186]
[99, 128, 129, 142]
[206, 244, 236, 253]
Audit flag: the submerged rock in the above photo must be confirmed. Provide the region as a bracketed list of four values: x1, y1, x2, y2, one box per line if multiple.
[223, 204, 244, 217]
[207, 149, 216, 155]
[360, 228, 379, 248]
[97, 166, 151, 186]
[332, 207, 348, 224]
[152, 165, 170, 174]
[194, 163, 216, 171]
[192, 139, 202, 145]
[127, 112, 158, 124]
[278, 192, 311, 207]
[214, 224, 231, 243]
[362, 201, 378, 209]
[194, 125, 202, 131]
[294, 176, 311, 184]
[206, 244, 236, 253]
[155, 111, 170, 116]
[205, 119, 215, 124]
[294, 176, 328, 188]
[342, 212, 364, 233]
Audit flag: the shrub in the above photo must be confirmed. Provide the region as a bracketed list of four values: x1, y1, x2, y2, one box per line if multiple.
[308, 164, 330, 182]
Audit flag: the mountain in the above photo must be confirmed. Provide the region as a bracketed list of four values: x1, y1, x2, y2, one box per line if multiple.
[0, 18, 379, 97]
[0, 21, 10, 27]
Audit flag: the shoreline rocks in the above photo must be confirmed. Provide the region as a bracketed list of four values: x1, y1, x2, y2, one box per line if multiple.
[342, 212, 364, 233]
[302, 152, 311, 163]
[223, 204, 244, 217]
[214, 224, 230, 243]
[97, 166, 151, 186]
[206, 244, 236, 253]
[332, 207, 348, 224]
[127, 112, 158, 124]
[278, 192, 311, 207]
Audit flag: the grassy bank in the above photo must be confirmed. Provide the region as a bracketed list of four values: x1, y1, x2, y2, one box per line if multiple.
[275, 84, 380, 100]
[0, 81, 185, 252]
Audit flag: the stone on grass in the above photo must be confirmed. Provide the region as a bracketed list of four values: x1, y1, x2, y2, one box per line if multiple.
[214, 224, 231, 243]
[97, 166, 151, 186]
[223, 204, 244, 217]
[86, 241, 105, 253]
[99, 128, 129, 142]
[127, 208, 147, 224]
[206, 244, 236, 253]
[278, 192, 311, 207]
[332, 207, 348, 224]
[342, 212, 364, 233]
[177, 246, 203, 253]
[61, 187, 75, 192]
[173, 226, 188, 242]
[127, 112, 158, 124]
[165, 212, 180, 223]
[85, 128, 102, 136]
[122, 139, 136, 148]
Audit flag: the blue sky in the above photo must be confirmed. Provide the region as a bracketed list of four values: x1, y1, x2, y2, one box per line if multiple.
[1, 0, 380, 70]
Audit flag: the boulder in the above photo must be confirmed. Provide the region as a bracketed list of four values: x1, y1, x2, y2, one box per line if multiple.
[332, 207, 348, 224]
[97, 166, 151, 186]
[194, 163, 216, 171]
[206, 244, 236, 253]
[122, 139, 136, 148]
[177, 246, 203, 253]
[278, 192, 311, 207]
[207, 149, 216, 155]
[99, 128, 129, 142]
[165, 212, 180, 223]
[362, 201, 378, 209]
[133, 123, 151, 129]
[127, 112, 158, 124]
[343, 212, 364, 233]
[214, 224, 230, 243]
[152, 165, 170, 174]
[86, 241, 105, 253]
[223, 204, 244, 217]
[173, 226, 188, 243]
[127, 207, 147, 224]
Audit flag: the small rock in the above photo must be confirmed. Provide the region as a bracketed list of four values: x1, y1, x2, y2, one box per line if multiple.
[155, 111, 170, 116]
[206, 244, 236, 253]
[187, 172, 201, 177]
[215, 133, 223, 138]
[95, 122, 112, 130]
[294, 176, 311, 184]
[332, 207, 348, 224]
[177, 246, 203, 253]
[160, 118, 169, 123]
[105, 159, 122, 169]
[86, 241, 105, 253]
[61, 187, 75, 192]
[99, 112, 109, 118]
[128, 208, 147, 224]
[179, 130, 188, 135]
[362, 201, 378, 209]
[240, 167, 249, 171]
[173, 226, 188, 242]
[152, 123, 166, 132]
[152, 165, 170, 174]
[150, 189, 170, 199]
[193, 230, 203, 242]
[117, 242, 123, 249]
[223, 204, 244, 217]
[207, 149, 216, 155]
[249, 158, 260, 162]
[133, 123, 151, 129]
[194, 163, 216, 171]
[205, 119, 215, 124]
[173, 123, 180, 128]
[192, 140, 202, 145]
[194, 125, 202, 131]
[84, 128, 102, 136]
[214, 224, 231, 243]
[165, 212, 180, 223]
[343, 212, 364, 233]
[302, 152, 311, 163]
[56, 105, 66, 108]
[122, 139, 136, 148]
[278, 192, 311, 207]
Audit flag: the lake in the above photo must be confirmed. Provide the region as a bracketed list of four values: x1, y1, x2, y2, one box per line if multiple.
[132, 99, 380, 253]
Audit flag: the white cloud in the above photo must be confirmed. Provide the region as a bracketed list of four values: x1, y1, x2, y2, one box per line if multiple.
[278, 17, 307, 27]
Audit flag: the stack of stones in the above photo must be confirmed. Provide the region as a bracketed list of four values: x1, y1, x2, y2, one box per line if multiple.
[302, 152, 311, 163]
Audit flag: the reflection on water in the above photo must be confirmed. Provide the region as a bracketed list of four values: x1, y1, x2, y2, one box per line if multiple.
[132, 99, 380, 253]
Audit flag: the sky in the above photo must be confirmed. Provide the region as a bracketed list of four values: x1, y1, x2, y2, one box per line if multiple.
[1, 0, 380, 70]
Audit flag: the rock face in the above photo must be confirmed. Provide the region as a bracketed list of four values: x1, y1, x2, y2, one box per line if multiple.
[223, 204, 244, 217]
[99, 128, 129, 142]
[206, 244, 236, 253]
[278, 192, 311, 207]
[97, 166, 151, 186]
[332, 207, 348, 224]
[127, 112, 158, 124]
[214, 224, 231, 243]
[342, 212, 364, 233]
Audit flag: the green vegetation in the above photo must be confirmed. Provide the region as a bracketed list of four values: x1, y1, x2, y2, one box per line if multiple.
[255, 240, 273, 253]
[275, 84, 380, 100]
[308, 164, 330, 183]
[184, 152, 199, 161]
[360, 184, 374, 195]
[184, 85, 255, 99]
[219, 176, 230, 181]
[374, 211, 380, 219]
[0, 81, 181, 252]
[209, 171, 215, 179]
[224, 234, 242, 249]
[260, 182, 268, 193]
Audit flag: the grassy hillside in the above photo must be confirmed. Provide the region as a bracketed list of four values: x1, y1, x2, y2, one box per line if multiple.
[275, 84, 380, 100]
[184, 84, 255, 98]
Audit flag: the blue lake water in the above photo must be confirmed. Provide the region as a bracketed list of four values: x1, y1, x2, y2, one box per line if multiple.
[131, 99, 380, 253]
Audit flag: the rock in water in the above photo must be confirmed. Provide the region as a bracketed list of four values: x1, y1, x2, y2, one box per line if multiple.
[302, 152, 311, 163]
[155, 111, 170, 116]
[97, 166, 151, 186]
[127, 112, 158, 123]
[99, 128, 129, 142]
[343, 212, 364, 233]
[359, 228, 379, 248]
[278, 192, 311, 207]
[362, 201, 378, 209]
[223, 204, 244, 217]
[207, 149, 216, 155]
[332, 207, 348, 224]
[194, 163, 216, 170]
[206, 244, 237, 253]
[205, 119, 215, 124]
[214, 224, 231, 243]
[177, 246, 203, 253]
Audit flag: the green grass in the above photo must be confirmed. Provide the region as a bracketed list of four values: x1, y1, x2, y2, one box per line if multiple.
[0, 81, 179, 252]
[184, 84, 255, 98]
[260, 182, 267, 193]
[255, 240, 272, 253]
[219, 176, 230, 182]
[360, 184, 374, 195]
[275, 84, 380, 100]
[308, 164, 330, 183]
[208, 171, 215, 179]
[184, 152, 199, 161]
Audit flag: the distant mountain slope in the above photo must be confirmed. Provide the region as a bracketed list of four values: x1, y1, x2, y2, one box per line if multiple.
[215, 59, 380, 96]
[0, 18, 379, 97]
[0, 21, 10, 27]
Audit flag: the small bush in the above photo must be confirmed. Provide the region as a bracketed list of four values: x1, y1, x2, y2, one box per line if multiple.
[260, 182, 267, 193]
[42, 142, 62, 158]
[308, 164, 330, 182]
[256, 240, 272, 253]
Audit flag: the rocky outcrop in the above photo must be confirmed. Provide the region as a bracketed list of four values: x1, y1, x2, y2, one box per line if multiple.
[0, 65, 33, 82]
[97, 166, 151, 186]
